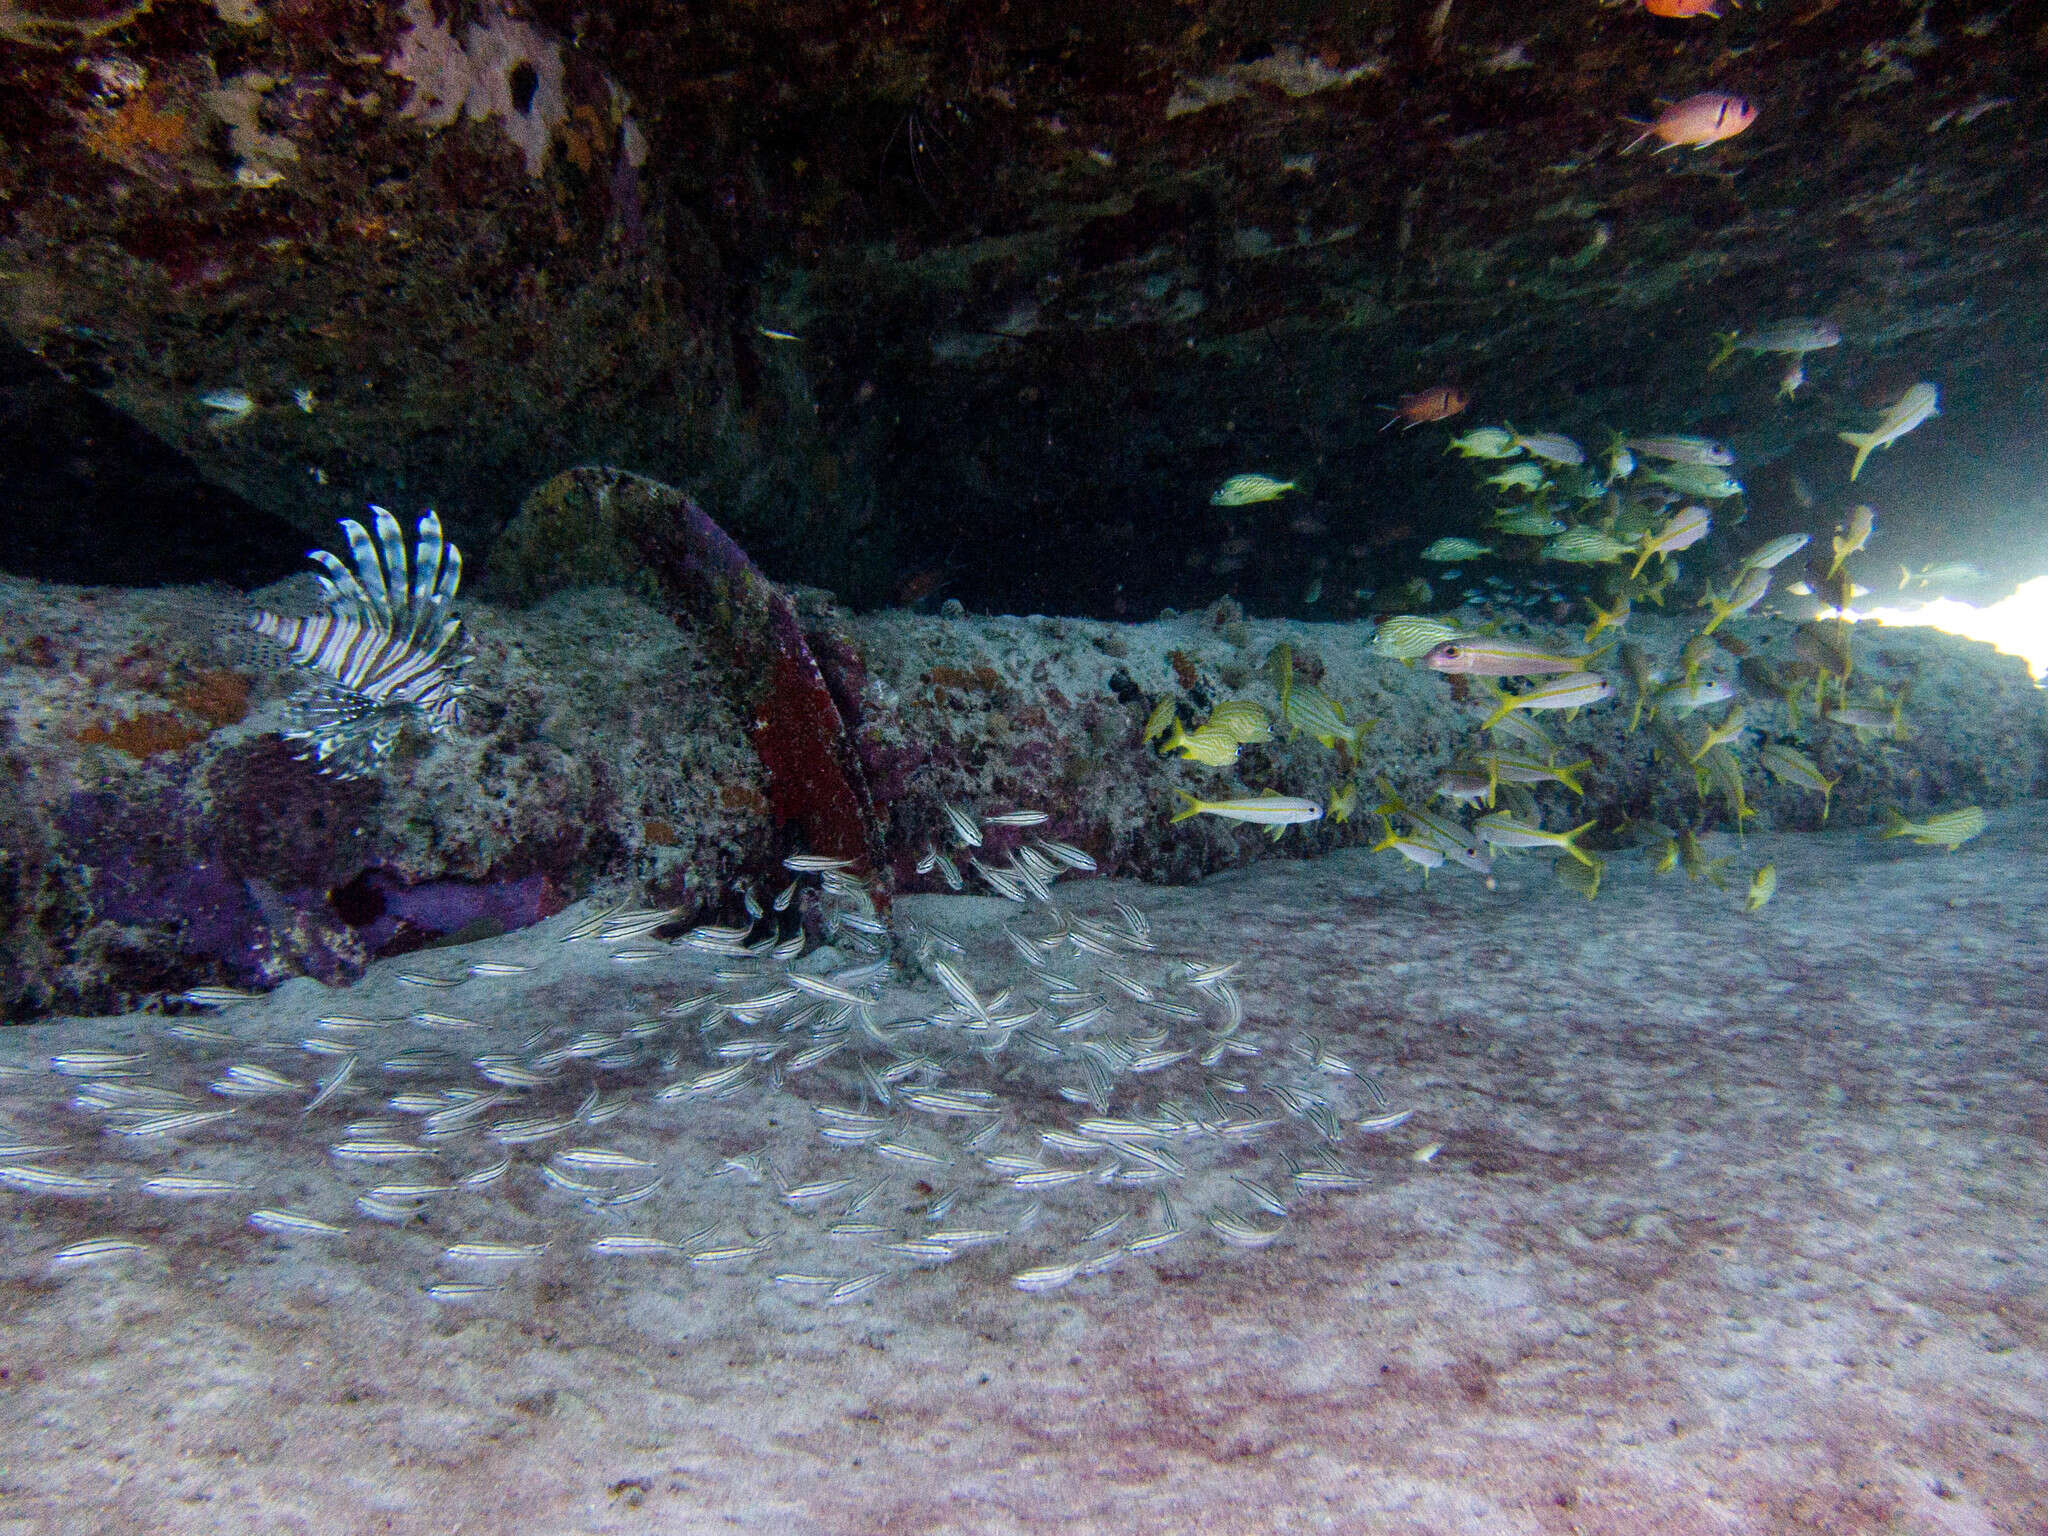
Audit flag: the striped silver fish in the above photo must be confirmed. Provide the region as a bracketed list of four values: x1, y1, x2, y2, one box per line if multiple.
[248, 1209, 348, 1236]
[139, 1175, 253, 1198]
[49, 1238, 150, 1268]
[0, 1164, 117, 1195]
[828, 1273, 886, 1304]
[983, 809, 1049, 827]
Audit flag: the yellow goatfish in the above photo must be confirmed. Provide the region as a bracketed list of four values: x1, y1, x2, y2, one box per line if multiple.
[1474, 812, 1599, 868]
[1172, 791, 1324, 827]
[1839, 383, 1938, 481]
[1479, 673, 1615, 730]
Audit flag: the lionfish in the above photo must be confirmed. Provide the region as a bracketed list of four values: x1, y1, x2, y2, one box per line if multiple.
[246, 507, 468, 778]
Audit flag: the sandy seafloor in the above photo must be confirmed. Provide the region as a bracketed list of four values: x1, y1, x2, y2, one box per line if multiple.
[1, 804, 2044, 1536]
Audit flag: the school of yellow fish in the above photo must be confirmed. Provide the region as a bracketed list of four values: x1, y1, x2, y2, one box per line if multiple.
[1178, 348, 1979, 906]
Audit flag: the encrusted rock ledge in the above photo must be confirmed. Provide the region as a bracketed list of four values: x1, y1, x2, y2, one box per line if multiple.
[4, 514, 2043, 1018]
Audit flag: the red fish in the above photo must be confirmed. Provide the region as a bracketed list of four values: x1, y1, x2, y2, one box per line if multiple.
[1623, 92, 1757, 153]
[1642, 0, 1724, 16]
[1380, 385, 1470, 431]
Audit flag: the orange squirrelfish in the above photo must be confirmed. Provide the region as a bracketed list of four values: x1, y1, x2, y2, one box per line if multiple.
[1624, 93, 1758, 154]
[1643, 0, 1723, 16]
[1382, 385, 1471, 431]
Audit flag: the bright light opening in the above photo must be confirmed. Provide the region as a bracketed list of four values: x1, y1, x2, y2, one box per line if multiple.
[1846, 574, 2048, 679]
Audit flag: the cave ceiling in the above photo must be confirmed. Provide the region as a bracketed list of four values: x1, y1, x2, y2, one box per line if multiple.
[2, 0, 2043, 613]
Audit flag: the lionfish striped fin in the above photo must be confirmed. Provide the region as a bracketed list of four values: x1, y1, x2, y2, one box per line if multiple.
[341, 518, 387, 621]
[245, 507, 468, 777]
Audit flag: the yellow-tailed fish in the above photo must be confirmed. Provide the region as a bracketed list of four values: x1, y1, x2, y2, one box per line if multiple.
[1142, 696, 1179, 744]
[1584, 594, 1630, 643]
[1495, 509, 1567, 537]
[1898, 561, 1983, 590]
[1172, 791, 1323, 827]
[1698, 744, 1755, 829]
[1839, 383, 1937, 482]
[1371, 615, 1463, 661]
[1620, 642, 1658, 732]
[1699, 564, 1771, 635]
[1264, 643, 1293, 718]
[1160, 720, 1243, 767]
[1447, 427, 1522, 459]
[1711, 318, 1841, 370]
[1434, 768, 1493, 806]
[1369, 822, 1445, 878]
[1486, 463, 1548, 493]
[1825, 684, 1907, 739]
[1504, 425, 1585, 465]
[1625, 435, 1735, 467]
[1206, 699, 1273, 744]
[1629, 563, 1677, 607]
[1651, 836, 1679, 875]
[1329, 782, 1357, 824]
[1677, 828, 1730, 887]
[1420, 537, 1493, 562]
[1827, 504, 1875, 577]
[1285, 685, 1369, 751]
[1880, 806, 1984, 852]
[1643, 462, 1742, 499]
[1759, 742, 1837, 823]
[1627, 504, 1713, 579]
[1211, 474, 1296, 506]
[1654, 678, 1737, 714]
[1541, 526, 1635, 565]
[1553, 853, 1603, 900]
[1479, 673, 1614, 730]
[1475, 752, 1590, 796]
[1387, 801, 1482, 857]
[1680, 633, 1717, 686]
[1648, 713, 1705, 781]
[1375, 788, 1494, 879]
[1474, 812, 1599, 868]
[1686, 705, 1748, 764]
[1745, 864, 1777, 911]
[1738, 533, 1810, 572]
[1484, 708, 1558, 757]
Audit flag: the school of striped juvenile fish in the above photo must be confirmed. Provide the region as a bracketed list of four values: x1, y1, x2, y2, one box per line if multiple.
[0, 821, 1410, 1307]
